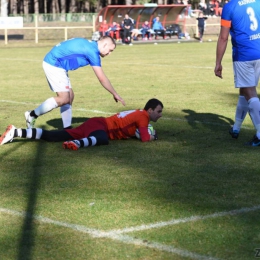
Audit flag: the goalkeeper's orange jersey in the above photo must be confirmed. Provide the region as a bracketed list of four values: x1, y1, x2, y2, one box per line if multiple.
[105, 109, 150, 141]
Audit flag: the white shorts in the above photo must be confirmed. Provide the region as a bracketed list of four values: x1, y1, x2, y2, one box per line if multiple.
[233, 60, 260, 88]
[43, 61, 72, 92]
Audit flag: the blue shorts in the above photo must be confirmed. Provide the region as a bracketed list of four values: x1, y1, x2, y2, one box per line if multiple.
[233, 60, 260, 88]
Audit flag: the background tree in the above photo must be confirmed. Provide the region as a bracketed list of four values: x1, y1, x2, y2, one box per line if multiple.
[1, 0, 8, 16]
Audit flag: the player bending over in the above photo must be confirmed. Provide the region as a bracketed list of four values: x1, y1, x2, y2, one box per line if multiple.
[0, 99, 163, 150]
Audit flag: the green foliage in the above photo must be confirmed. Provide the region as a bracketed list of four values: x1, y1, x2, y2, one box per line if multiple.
[0, 41, 259, 260]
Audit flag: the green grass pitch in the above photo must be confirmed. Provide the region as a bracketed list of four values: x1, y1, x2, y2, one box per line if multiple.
[0, 40, 260, 260]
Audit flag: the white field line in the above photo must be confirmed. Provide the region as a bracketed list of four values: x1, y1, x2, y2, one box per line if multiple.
[0, 207, 224, 260]
[1, 205, 260, 259]
[105, 204, 260, 235]
[0, 58, 41, 62]
[0, 100, 114, 115]
[0, 58, 223, 70]
[0, 99, 254, 130]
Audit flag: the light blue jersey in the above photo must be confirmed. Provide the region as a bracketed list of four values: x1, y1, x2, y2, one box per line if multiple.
[44, 38, 101, 71]
[222, 0, 260, 61]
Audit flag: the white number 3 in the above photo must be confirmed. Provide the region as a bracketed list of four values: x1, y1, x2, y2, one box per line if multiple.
[247, 7, 258, 31]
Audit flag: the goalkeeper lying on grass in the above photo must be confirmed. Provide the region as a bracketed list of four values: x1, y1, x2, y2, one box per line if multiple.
[0, 98, 163, 151]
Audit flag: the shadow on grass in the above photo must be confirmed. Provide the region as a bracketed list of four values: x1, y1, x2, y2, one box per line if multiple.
[17, 130, 45, 260]
[182, 109, 234, 128]
[4, 109, 258, 259]
[46, 117, 90, 129]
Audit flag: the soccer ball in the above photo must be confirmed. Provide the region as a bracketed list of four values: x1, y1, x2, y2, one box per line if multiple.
[135, 124, 154, 139]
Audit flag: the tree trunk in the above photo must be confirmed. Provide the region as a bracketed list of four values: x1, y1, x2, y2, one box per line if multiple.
[52, 0, 56, 13]
[55, 0, 60, 13]
[34, 0, 39, 14]
[84, 1, 89, 12]
[24, 0, 29, 14]
[1, 0, 8, 16]
[70, 0, 77, 13]
[125, 0, 132, 5]
[61, 0, 66, 13]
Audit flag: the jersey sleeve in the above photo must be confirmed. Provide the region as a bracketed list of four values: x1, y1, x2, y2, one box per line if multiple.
[138, 126, 151, 142]
[135, 113, 151, 142]
[221, 3, 232, 28]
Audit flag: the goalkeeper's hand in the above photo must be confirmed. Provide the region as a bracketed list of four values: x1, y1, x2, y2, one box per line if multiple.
[153, 130, 158, 141]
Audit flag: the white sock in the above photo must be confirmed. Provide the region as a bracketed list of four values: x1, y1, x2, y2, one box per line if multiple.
[16, 128, 22, 137]
[248, 97, 260, 138]
[34, 97, 58, 116]
[233, 95, 249, 131]
[60, 104, 72, 128]
[25, 128, 43, 139]
[82, 137, 97, 147]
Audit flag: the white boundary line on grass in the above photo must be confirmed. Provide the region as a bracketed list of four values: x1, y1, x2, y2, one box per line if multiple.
[1, 205, 260, 259]
[0, 207, 222, 260]
[104, 204, 260, 235]
[0, 99, 254, 130]
[0, 58, 217, 70]
[0, 207, 219, 260]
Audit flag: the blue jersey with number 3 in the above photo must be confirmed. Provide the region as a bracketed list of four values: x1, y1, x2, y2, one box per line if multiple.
[221, 0, 260, 61]
[44, 38, 101, 71]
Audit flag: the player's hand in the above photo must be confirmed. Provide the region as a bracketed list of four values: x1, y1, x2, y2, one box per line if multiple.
[214, 64, 223, 79]
[113, 94, 126, 106]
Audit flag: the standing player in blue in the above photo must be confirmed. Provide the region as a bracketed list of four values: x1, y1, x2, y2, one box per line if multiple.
[25, 36, 125, 129]
[214, 0, 260, 146]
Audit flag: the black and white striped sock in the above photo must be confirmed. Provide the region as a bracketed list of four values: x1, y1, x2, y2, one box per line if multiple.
[15, 128, 43, 139]
[80, 137, 97, 147]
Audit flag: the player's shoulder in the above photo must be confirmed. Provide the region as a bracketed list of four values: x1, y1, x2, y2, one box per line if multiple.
[69, 37, 95, 45]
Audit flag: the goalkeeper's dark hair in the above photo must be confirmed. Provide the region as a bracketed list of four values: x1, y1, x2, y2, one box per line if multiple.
[99, 35, 116, 48]
[144, 98, 164, 111]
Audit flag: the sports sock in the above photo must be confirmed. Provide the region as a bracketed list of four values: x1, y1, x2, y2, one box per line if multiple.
[60, 104, 72, 129]
[248, 97, 260, 138]
[34, 97, 58, 116]
[15, 128, 43, 139]
[30, 110, 38, 118]
[233, 95, 249, 131]
[79, 137, 97, 148]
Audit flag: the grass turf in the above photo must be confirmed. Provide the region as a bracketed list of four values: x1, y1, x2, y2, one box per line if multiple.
[0, 40, 260, 260]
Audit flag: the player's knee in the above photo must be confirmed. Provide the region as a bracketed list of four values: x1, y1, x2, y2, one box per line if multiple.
[90, 130, 109, 146]
[56, 92, 70, 106]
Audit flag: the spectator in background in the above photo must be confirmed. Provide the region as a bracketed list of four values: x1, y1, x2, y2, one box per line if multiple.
[208, 0, 216, 17]
[183, 0, 193, 18]
[198, 0, 207, 15]
[223, 0, 229, 6]
[142, 21, 152, 40]
[196, 12, 208, 42]
[99, 20, 109, 37]
[119, 20, 124, 41]
[108, 22, 120, 41]
[152, 16, 166, 40]
[131, 28, 140, 41]
[122, 14, 133, 45]
[216, 0, 223, 16]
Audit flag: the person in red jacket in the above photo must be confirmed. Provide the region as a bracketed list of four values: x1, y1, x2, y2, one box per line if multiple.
[0, 99, 163, 150]
[98, 20, 109, 37]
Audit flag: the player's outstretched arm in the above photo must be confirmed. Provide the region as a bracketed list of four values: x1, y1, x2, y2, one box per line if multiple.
[215, 26, 230, 79]
[92, 66, 126, 106]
